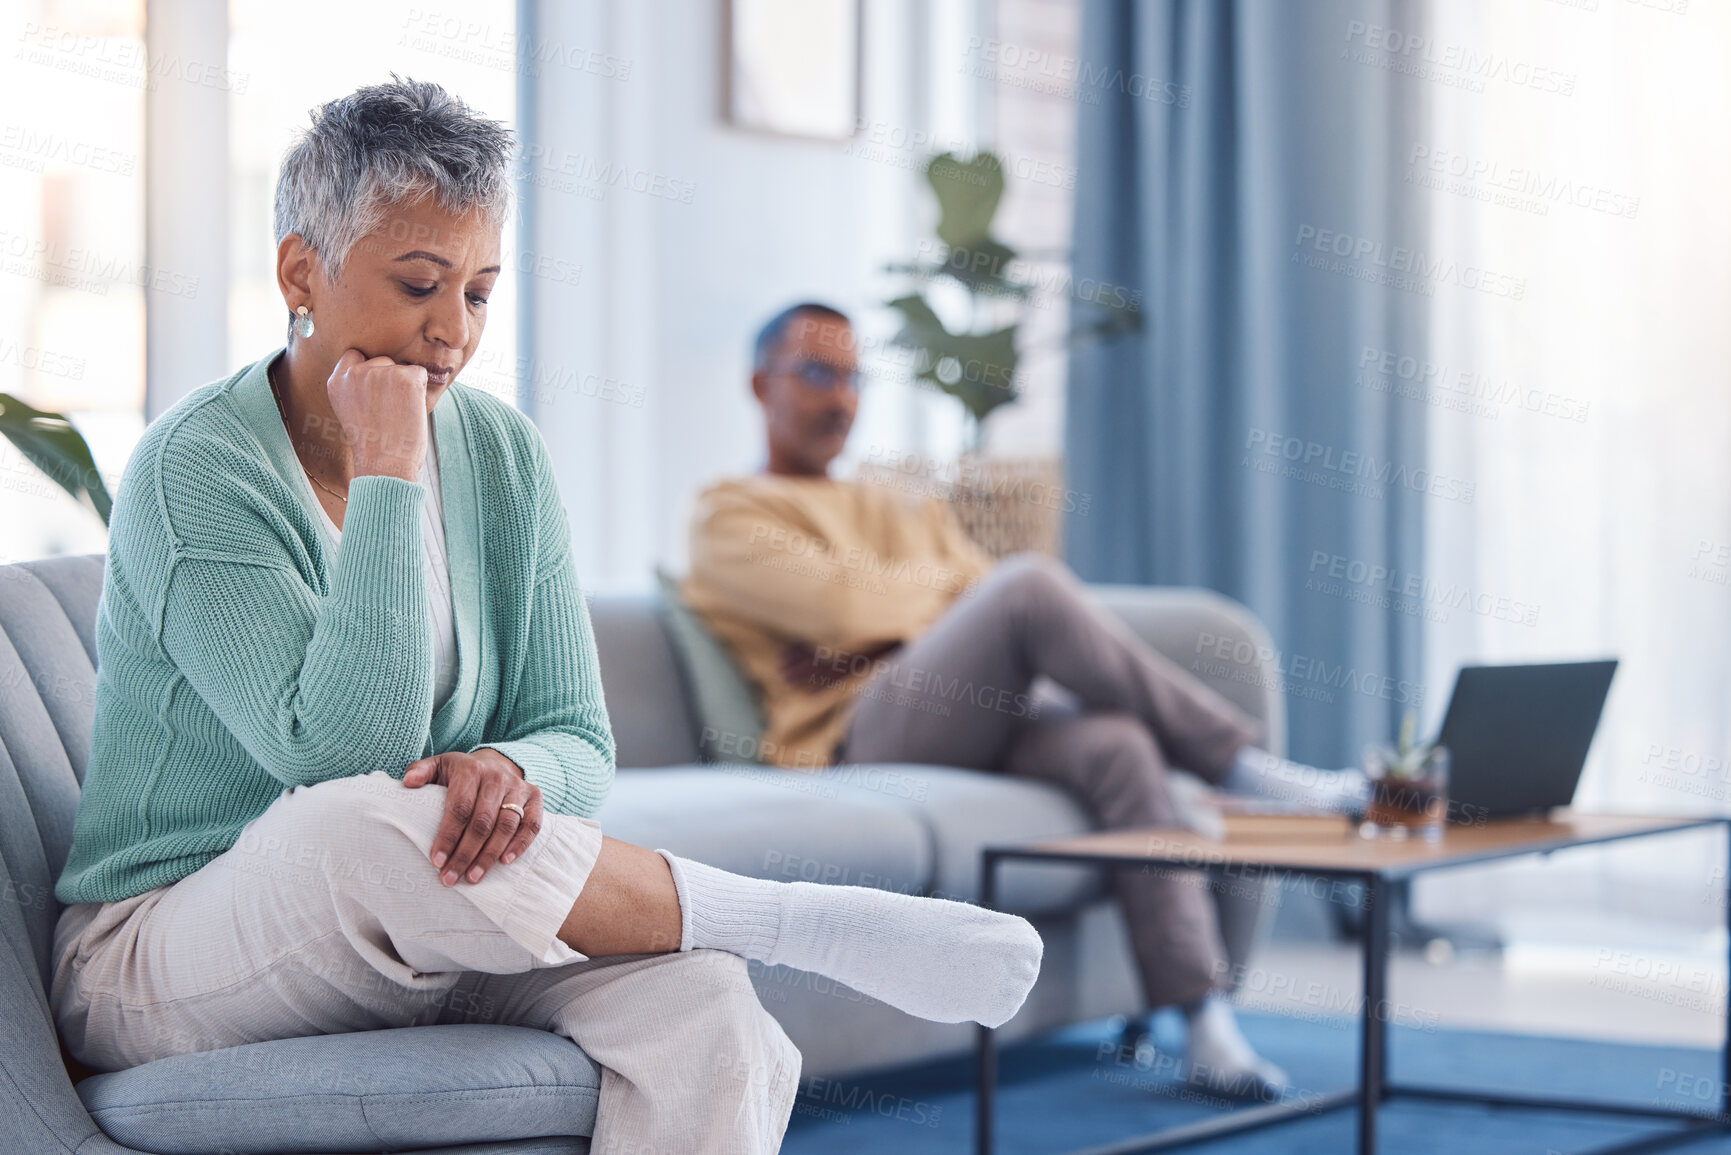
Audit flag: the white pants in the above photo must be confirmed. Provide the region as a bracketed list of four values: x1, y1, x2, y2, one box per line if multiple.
[51, 770, 801, 1154]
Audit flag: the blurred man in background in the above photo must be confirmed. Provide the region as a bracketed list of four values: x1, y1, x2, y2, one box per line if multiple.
[684, 303, 1367, 1096]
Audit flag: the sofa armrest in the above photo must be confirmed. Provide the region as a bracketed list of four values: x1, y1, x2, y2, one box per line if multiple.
[1084, 584, 1286, 759]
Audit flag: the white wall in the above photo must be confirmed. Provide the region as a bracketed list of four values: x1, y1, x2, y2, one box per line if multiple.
[524, 0, 992, 592]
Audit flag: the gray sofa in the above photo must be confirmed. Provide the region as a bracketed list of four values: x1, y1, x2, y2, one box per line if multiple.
[0, 553, 1285, 1154]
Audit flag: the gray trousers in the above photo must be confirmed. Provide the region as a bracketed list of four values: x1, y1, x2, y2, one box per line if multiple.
[843, 554, 1260, 1009]
[52, 771, 800, 1155]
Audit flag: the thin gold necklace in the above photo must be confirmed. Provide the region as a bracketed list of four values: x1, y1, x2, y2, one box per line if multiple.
[268, 361, 349, 505]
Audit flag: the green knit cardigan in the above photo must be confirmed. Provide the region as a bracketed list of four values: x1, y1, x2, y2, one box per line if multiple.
[56, 350, 615, 905]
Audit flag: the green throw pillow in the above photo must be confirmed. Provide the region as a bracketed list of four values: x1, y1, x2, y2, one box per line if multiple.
[654, 568, 767, 764]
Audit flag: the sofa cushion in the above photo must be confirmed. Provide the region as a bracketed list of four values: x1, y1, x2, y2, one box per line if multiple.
[74, 1024, 601, 1155]
[586, 593, 702, 769]
[813, 764, 1107, 915]
[652, 569, 765, 764]
[599, 767, 935, 897]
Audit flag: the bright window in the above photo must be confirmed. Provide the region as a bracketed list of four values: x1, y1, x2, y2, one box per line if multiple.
[0, 0, 147, 561]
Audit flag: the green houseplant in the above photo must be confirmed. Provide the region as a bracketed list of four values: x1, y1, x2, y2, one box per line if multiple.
[0, 393, 112, 524]
[870, 150, 1143, 558]
[884, 150, 1143, 448]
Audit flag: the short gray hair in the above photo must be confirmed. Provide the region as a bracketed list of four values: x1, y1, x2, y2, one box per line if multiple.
[273, 76, 514, 279]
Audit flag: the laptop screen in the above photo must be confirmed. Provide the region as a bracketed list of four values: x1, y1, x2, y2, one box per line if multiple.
[1436, 660, 1618, 821]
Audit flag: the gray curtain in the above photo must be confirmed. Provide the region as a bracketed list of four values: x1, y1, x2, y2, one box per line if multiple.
[1066, 0, 1431, 766]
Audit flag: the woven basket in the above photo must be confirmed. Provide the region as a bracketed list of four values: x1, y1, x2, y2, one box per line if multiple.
[855, 454, 1066, 559]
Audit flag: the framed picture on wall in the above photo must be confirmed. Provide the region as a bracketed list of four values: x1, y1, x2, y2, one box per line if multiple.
[723, 0, 860, 141]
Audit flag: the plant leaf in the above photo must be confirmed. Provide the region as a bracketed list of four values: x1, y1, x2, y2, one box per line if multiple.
[936, 239, 1027, 299]
[927, 152, 1004, 250]
[0, 393, 113, 524]
[885, 296, 1019, 424]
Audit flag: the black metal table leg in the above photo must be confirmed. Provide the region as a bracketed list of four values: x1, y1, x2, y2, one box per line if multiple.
[977, 850, 1000, 1155]
[1359, 873, 1390, 1155]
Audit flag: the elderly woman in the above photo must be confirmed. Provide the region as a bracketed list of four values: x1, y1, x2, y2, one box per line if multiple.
[50, 79, 1040, 1154]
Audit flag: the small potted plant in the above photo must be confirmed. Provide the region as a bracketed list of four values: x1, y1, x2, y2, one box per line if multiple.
[1361, 713, 1450, 840]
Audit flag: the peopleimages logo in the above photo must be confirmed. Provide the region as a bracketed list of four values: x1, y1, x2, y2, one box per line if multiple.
[0, 339, 86, 380]
[1358, 345, 1590, 423]
[0, 125, 136, 176]
[517, 145, 695, 205]
[960, 36, 1192, 107]
[746, 523, 979, 595]
[1192, 631, 1425, 707]
[0, 228, 200, 299]
[1407, 144, 1640, 220]
[1244, 427, 1477, 504]
[1342, 21, 1577, 96]
[16, 22, 252, 93]
[1307, 550, 1540, 627]
[1293, 225, 1526, 301]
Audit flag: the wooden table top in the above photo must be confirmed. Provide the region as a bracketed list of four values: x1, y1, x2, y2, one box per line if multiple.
[995, 812, 1724, 879]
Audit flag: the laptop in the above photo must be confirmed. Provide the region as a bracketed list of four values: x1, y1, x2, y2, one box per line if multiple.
[1436, 659, 1618, 823]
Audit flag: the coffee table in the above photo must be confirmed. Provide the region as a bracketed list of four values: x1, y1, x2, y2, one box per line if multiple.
[974, 812, 1730, 1155]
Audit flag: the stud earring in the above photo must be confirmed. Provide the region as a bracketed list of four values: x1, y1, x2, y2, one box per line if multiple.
[292, 305, 315, 339]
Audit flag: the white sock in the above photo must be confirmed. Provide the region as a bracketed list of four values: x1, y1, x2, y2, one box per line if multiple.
[1183, 995, 1289, 1094]
[1225, 746, 1368, 812]
[655, 850, 1043, 1028]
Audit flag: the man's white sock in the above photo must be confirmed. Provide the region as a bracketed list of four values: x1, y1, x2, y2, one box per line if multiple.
[1183, 994, 1290, 1095]
[1225, 747, 1368, 812]
[655, 850, 1043, 1028]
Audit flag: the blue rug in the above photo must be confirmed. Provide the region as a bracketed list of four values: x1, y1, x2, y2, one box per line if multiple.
[780, 1012, 1731, 1153]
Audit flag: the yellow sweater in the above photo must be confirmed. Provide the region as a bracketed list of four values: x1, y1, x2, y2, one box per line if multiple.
[684, 475, 994, 768]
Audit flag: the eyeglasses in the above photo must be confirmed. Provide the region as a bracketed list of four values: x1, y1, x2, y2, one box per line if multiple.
[777, 358, 862, 393]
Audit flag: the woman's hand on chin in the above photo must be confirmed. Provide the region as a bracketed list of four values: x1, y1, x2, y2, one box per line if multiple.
[403, 748, 542, 887]
[327, 348, 431, 482]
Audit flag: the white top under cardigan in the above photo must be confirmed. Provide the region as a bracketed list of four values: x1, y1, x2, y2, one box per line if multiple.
[309, 415, 460, 713]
